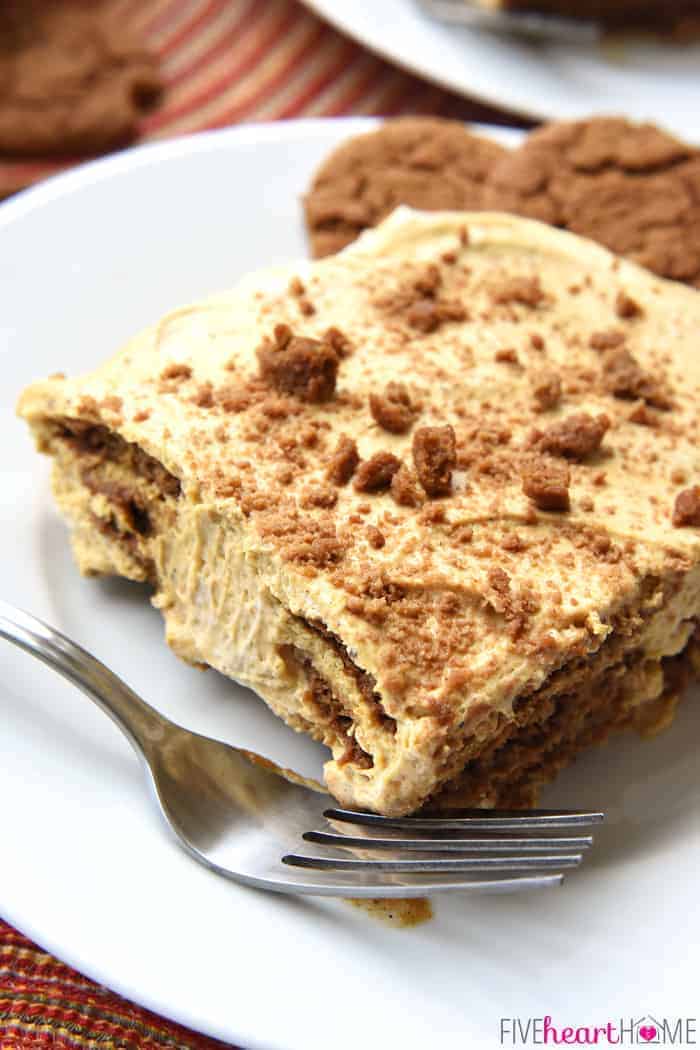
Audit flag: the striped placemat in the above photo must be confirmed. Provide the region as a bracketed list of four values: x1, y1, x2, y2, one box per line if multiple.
[0, 0, 528, 198]
[0, 919, 232, 1048]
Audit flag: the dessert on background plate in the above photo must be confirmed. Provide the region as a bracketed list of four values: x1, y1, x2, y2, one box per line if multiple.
[18, 208, 700, 816]
[471, 0, 700, 29]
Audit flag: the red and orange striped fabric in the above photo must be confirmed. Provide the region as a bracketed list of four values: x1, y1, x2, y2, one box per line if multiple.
[0, 919, 232, 1048]
[0, 0, 526, 198]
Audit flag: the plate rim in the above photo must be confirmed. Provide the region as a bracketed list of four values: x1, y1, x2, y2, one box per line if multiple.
[0, 117, 525, 231]
[0, 117, 380, 227]
[300, 0, 545, 121]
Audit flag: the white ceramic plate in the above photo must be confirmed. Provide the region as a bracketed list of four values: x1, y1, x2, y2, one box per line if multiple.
[2, 119, 699, 1050]
[303, 0, 700, 141]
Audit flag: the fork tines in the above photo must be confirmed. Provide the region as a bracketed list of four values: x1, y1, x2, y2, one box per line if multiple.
[282, 807, 603, 880]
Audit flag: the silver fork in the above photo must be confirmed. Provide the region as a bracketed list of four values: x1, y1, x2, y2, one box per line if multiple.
[0, 601, 603, 898]
[416, 0, 600, 43]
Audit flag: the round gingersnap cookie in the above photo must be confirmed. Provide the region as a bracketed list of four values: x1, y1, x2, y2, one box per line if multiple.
[0, 0, 161, 157]
[303, 117, 508, 258]
[482, 116, 700, 288]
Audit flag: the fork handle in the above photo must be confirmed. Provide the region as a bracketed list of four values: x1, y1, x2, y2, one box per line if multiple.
[0, 599, 170, 760]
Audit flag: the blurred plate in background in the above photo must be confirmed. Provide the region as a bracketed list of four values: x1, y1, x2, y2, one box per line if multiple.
[303, 0, 700, 140]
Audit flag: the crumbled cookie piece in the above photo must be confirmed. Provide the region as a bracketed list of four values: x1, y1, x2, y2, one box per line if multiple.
[404, 299, 439, 334]
[377, 261, 468, 335]
[406, 296, 467, 333]
[603, 348, 671, 409]
[486, 567, 539, 640]
[369, 382, 418, 434]
[215, 384, 257, 414]
[100, 395, 123, 415]
[354, 451, 402, 493]
[536, 412, 610, 460]
[287, 534, 345, 569]
[615, 291, 643, 319]
[501, 531, 524, 552]
[303, 117, 507, 257]
[628, 402, 659, 427]
[413, 263, 441, 297]
[390, 464, 423, 507]
[488, 566, 510, 595]
[494, 348, 519, 365]
[404, 299, 435, 333]
[300, 485, 338, 509]
[327, 435, 359, 485]
[413, 425, 456, 497]
[589, 329, 626, 351]
[521, 456, 570, 511]
[190, 382, 214, 408]
[531, 369, 562, 411]
[491, 276, 545, 308]
[672, 487, 700, 527]
[366, 525, 386, 549]
[160, 363, 192, 382]
[257, 324, 339, 403]
[324, 326, 352, 357]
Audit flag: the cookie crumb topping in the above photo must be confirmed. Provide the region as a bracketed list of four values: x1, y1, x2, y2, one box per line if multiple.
[534, 412, 609, 460]
[369, 382, 419, 434]
[491, 276, 545, 308]
[672, 487, 700, 527]
[521, 456, 570, 511]
[366, 525, 386, 549]
[531, 369, 562, 411]
[615, 291, 643, 319]
[354, 451, 401, 493]
[413, 425, 456, 497]
[390, 465, 423, 508]
[494, 348, 519, 365]
[160, 363, 192, 382]
[257, 324, 339, 403]
[589, 329, 625, 350]
[603, 348, 671, 409]
[327, 435, 359, 485]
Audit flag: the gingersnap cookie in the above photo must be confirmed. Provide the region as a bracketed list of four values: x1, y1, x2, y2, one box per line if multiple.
[303, 117, 508, 258]
[482, 116, 700, 288]
[0, 0, 161, 157]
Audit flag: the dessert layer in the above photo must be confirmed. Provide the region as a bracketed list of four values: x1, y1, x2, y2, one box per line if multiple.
[483, 0, 700, 23]
[39, 418, 700, 814]
[19, 210, 700, 814]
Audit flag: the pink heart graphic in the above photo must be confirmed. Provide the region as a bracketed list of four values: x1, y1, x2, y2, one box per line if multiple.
[639, 1026, 657, 1042]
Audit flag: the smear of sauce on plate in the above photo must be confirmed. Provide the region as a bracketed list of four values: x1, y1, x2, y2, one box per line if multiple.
[345, 898, 433, 927]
